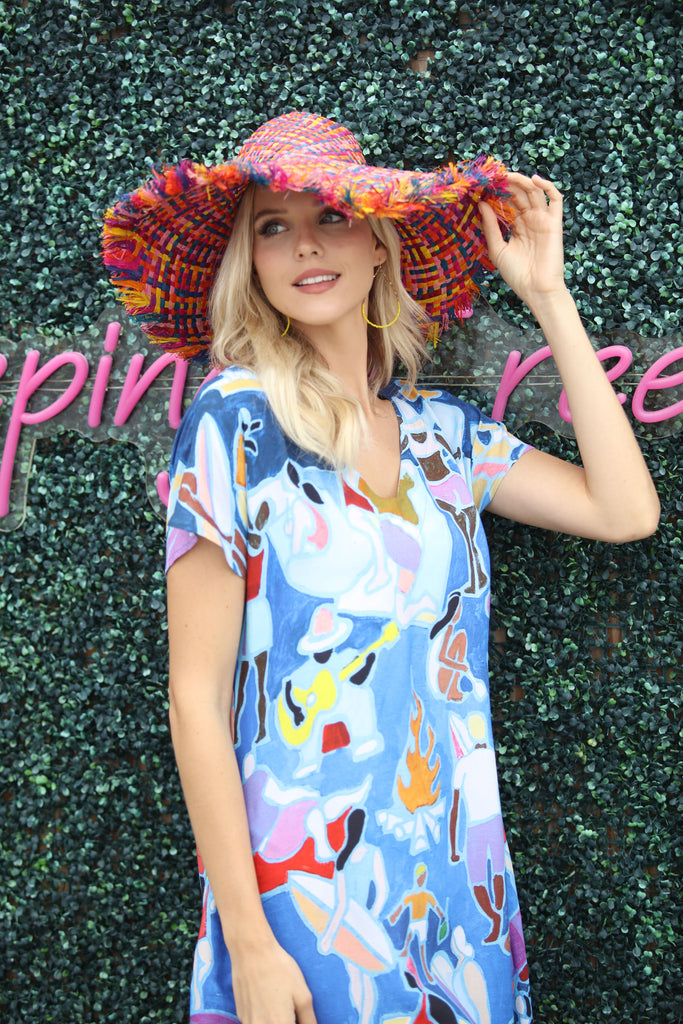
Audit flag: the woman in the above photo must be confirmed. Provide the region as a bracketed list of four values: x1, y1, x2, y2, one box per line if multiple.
[103, 111, 659, 1024]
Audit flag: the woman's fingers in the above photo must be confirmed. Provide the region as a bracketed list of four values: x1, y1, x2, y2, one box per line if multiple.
[294, 986, 318, 1024]
[504, 172, 535, 209]
[505, 172, 562, 213]
[530, 173, 563, 198]
[511, 173, 563, 216]
[477, 199, 506, 264]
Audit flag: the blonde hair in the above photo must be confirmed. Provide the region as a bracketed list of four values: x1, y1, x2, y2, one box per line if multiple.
[209, 184, 430, 468]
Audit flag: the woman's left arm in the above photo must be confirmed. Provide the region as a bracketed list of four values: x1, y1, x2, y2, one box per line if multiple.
[480, 173, 660, 542]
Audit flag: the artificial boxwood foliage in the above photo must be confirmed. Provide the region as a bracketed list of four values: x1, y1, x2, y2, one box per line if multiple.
[0, 0, 681, 1021]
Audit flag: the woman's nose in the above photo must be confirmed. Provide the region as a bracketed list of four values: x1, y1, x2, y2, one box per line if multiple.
[294, 224, 321, 257]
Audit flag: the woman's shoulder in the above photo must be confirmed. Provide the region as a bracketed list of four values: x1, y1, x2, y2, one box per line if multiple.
[387, 379, 484, 425]
[184, 364, 269, 420]
[197, 364, 265, 401]
[170, 365, 271, 461]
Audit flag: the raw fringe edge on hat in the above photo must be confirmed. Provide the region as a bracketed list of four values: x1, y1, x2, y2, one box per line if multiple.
[103, 149, 514, 363]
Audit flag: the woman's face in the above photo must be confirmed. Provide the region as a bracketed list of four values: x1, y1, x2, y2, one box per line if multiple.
[251, 186, 386, 334]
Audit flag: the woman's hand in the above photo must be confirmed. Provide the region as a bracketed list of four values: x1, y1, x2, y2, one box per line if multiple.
[231, 934, 318, 1024]
[479, 172, 567, 314]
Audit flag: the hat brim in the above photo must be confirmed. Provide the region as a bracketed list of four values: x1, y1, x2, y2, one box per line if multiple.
[103, 155, 513, 362]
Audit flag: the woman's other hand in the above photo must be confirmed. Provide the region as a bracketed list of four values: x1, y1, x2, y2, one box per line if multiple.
[479, 172, 567, 314]
[231, 934, 317, 1024]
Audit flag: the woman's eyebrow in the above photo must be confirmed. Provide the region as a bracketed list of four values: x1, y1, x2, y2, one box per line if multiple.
[253, 199, 332, 224]
[253, 207, 288, 222]
[253, 203, 290, 218]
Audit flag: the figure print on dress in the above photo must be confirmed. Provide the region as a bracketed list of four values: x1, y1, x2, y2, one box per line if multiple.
[166, 372, 532, 1024]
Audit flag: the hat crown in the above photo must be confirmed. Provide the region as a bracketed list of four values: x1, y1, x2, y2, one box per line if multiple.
[237, 111, 366, 167]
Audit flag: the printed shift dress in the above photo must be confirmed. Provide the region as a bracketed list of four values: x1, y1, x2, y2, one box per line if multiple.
[166, 366, 533, 1024]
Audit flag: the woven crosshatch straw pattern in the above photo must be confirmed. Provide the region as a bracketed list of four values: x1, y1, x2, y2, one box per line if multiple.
[102, 112, 514, 362]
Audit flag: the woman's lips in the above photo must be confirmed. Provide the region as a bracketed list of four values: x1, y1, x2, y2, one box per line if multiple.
[293, 272, 340, 293]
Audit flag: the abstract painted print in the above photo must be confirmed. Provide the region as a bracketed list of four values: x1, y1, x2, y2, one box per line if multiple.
[167, 367, 532, 1024]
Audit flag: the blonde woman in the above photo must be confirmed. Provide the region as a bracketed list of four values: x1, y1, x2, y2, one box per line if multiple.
[104, 111, 659, 1024]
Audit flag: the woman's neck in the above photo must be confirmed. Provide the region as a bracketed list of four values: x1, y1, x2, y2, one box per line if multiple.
[302, 314, 377, 414]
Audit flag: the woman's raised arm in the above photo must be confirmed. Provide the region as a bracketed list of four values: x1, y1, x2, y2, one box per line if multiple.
[481, 173, 660, 542]
[167, 536, 317, 1024]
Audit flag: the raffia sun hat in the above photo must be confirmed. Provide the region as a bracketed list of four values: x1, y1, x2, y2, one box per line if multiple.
[102, 111, 514, 363]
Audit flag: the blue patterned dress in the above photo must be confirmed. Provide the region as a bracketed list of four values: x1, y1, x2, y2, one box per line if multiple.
[166, 366, 533, 1024]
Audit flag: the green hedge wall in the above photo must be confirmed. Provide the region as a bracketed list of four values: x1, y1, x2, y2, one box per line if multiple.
[1, 1, 681, 1021]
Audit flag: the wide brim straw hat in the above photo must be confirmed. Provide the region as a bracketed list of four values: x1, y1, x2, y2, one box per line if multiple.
[102, 111, 514, 363]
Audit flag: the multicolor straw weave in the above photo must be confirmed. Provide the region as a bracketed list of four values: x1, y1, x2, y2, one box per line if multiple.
[102, 111, 514, 362]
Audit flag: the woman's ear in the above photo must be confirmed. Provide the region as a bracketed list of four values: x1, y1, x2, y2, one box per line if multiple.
[372, 236, 388, 266]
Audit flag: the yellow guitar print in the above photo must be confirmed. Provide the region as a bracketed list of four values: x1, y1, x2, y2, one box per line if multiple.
[278, 670, 338, 745]
[278, 622, 400, 746]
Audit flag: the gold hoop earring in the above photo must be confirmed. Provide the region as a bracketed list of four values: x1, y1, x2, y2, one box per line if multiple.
[281, 316, 290, 337]
[362, 300, 401, 329]
[363, 263, 401, 329]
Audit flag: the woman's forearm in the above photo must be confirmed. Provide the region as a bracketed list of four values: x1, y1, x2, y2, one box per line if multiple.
[167, 540, 317, 1022]
[167, 539, 270, 954]
[169, 691, 272, 955]
[531, 287, 660, 538]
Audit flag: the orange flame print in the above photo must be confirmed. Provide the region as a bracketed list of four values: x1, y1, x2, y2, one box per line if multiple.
[398, 692, 441, 813]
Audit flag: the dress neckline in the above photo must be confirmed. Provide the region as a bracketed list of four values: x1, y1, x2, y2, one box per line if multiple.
[344, 392, 405, 505]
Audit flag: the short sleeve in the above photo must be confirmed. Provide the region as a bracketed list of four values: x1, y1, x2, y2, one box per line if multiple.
[165, 381, 250, 576]
[467, 408, 531, 510]
[422, 390, 532, 512]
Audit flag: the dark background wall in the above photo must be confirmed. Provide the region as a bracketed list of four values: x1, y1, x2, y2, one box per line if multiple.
[1, 1, 681, 1021]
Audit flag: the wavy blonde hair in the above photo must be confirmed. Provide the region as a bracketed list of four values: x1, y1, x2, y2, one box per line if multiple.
[209, 184, 430, 468]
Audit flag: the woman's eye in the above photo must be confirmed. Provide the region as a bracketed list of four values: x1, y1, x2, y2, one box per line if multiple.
[258, 220, 285, 237]
[320, 209, 345, 224]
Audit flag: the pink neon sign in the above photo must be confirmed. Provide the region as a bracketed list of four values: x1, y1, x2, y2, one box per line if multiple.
[0, 306, 680, 530]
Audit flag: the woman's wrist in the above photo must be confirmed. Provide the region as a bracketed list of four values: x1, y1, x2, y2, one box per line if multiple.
[222, 906, 277, 960]
[525, 285, 578, 331]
